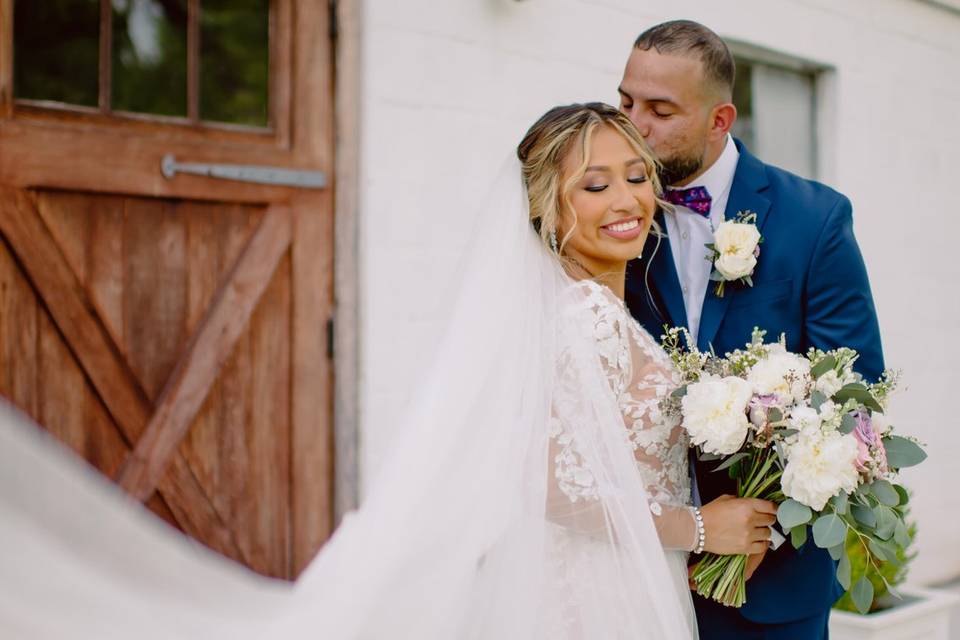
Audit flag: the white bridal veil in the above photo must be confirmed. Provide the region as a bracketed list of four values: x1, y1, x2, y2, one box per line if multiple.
[0, 157, 695, 639]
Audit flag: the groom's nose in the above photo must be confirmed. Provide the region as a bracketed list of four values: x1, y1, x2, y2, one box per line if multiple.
[629, 111, 652, 139]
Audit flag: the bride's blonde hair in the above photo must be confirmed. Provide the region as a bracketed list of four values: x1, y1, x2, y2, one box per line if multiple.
[516, 102, 667, 255]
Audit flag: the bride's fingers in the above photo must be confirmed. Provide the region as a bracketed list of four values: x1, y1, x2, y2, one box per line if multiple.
[752, 527, 772, 542]
[750, 512, 777, 527]
[749, 541, 768, 555]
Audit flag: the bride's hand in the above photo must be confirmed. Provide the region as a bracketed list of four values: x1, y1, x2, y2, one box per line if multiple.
[699, 495, 776, 555]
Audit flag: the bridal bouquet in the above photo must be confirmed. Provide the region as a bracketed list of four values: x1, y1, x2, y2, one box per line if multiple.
[660, 328, 926, 612]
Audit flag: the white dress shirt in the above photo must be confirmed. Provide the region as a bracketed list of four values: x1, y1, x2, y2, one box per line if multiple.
[663, 135, 740, 346]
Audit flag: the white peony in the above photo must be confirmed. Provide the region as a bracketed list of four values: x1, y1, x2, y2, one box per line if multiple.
[781, 429, 860, 511]
[814, 369, 845, 398]
[713, 221, 761, 280]
[681, 375, 754, 455]
[747, 351, 811, 406]
[788, 405, 822, 433]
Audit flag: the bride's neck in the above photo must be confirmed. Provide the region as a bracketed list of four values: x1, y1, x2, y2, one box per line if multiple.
[563, 258, 627, 299]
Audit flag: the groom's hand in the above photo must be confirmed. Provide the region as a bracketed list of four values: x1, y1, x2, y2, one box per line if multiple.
[700, 495, 777, 556]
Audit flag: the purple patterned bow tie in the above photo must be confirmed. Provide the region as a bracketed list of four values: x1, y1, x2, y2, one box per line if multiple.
[664, 186, 712, 217]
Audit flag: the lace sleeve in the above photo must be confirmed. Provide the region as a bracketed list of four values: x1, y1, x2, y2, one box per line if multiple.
[546, 282, 697, 551]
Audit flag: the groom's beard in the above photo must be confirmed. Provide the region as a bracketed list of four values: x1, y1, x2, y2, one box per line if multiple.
[657, 154, 703, 187]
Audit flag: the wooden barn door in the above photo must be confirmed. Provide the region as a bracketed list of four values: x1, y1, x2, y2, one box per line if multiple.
[0, 0, 334, 578]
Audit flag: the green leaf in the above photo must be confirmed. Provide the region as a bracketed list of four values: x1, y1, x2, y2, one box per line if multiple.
[767, 408, 783, 424]
[868, 537, 900, 564]
[778, 499, 813, 529]
[871, 479, 900, 507]
[790, 523, 808, 549]
[828, 542, 845, 561]
[834, 384, 883, 413]
[712, 452, 749, 473]
[810, 355, 837, 380]
[894, 519, 911, 547]
[893, 484, 910, 507]
[810, 390, 827, 411]
[883, 436, 927, 469]
[837, 548, 852, 590]
[812, 513, 846, 548]
[830, 492, 850, 516]
[671, 385, 689, 399]
[851, 575, 875, 614]
[874, 506, 897, 540]
[698, 452, 722, 462]
[839, 413, 858, 435]
[851, 504, 877, 528]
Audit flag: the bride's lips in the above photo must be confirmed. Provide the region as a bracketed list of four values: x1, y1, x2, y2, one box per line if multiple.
[599, 216, 646, 240]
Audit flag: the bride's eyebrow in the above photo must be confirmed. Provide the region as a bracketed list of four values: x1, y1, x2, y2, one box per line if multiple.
[584, 159, 645, 172]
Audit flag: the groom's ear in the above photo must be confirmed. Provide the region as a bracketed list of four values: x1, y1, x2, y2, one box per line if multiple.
[707, 103, 737, 142]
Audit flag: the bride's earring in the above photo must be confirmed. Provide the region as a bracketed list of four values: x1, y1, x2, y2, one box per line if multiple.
[549, 230, 559, 253]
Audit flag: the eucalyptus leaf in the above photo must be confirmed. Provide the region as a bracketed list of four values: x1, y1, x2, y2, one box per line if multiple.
[834, 384, 883, 413]
[767, 408, 783, 424]
[810, 355, 837, 380]
[791, 524, 808, 549]
[851, 504, 877, 528]
[894, 519, 911, 547]
[883, 436, 927, 469]
[839, 414, 858, 435]
[810, 390, 827, 411]
[874, 506, 896, 540]
[871, 479, 900, 507]
[812, 513, 846, 549]
[837, 548, 852, 590]
[868, 537, 900, 564]
[698, 452, 722, 462]
[713, 452, 749, 473]
[828, 542, 845, 561]
[893, 484, 910, 506]
[830, 492, 850, 516]
[851, 575, 875, 614]
[778, 499, 813, 530]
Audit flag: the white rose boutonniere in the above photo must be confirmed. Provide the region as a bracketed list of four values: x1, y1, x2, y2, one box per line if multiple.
[705, 211, 762, 297]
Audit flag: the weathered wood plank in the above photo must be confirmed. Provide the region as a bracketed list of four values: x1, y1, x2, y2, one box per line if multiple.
[0, 187, 244, 561]
[117, 207, 292, 501]
[291, 197, 335, 575]
[0, 232, 38, 417]
[244, 255, 292, 577]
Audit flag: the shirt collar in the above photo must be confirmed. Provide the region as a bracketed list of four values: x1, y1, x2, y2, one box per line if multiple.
[690, 134, 738, 199]
[669, 133, 739, 220]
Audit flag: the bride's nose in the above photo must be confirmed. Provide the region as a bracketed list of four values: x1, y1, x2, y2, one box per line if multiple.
[610, 180, 639, 213]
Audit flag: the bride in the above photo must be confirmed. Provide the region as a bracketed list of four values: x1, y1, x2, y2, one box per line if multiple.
[0, 103, 775, 639]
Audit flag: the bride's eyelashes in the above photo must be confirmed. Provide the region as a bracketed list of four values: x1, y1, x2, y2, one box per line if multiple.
[583, 176, 648, 193]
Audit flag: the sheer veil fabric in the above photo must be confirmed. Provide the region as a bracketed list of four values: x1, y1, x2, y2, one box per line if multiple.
[0, 157, 696, 639]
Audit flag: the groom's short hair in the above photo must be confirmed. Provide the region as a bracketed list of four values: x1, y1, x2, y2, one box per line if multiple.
[634, 20, 735, 100]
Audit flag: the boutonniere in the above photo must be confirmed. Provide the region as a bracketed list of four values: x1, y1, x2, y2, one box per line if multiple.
[704, 210, 762, 297]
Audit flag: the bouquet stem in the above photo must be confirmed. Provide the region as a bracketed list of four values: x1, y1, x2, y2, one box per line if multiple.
[691, 448, 782, 608]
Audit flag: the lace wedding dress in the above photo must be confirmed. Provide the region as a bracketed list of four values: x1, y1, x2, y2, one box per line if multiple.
[0, 157, 698, 639]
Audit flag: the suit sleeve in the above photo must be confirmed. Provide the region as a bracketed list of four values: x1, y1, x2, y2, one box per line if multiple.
[804, 195, 885, 381]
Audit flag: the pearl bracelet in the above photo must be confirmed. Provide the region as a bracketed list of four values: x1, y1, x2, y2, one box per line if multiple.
[692, 507, 706, 554]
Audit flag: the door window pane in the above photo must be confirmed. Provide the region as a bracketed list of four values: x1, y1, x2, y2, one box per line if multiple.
[13, 0, 100, 106]
[200, 0, 270, 126]
[112, 0, 188, 117]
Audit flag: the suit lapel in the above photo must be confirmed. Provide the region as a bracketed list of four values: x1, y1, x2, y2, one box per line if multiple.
[644, 209, 688, 330]
[696, 141, 772, 352]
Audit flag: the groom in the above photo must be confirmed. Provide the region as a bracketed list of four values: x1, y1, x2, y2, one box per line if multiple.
[620, 20, 884, 639]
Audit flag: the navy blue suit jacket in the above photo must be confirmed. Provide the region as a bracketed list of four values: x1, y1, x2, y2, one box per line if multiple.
[625, 140, 884, 625]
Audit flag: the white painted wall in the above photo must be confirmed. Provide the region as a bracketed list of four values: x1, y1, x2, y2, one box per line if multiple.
[353, 0, 960, 584]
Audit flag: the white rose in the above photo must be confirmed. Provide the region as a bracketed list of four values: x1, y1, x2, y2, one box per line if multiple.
[747, 352, 811, 406]
[713, 221, 761, 280]
[815, 370, 844, 398]
[681, 375, 753, 455]
[781, 430, 860, 511]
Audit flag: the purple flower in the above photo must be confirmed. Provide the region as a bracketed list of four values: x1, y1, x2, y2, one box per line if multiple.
[852, 411, 888, 474]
